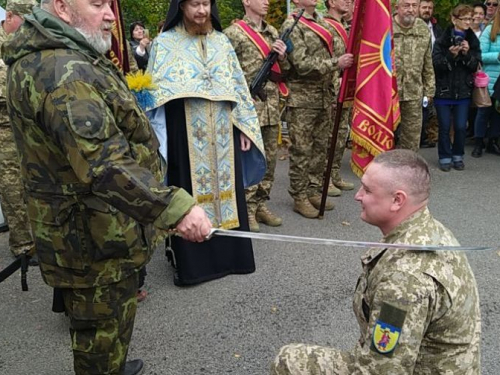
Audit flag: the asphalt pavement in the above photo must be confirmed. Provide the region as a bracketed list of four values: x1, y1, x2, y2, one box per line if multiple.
[1, 145, 499, 375]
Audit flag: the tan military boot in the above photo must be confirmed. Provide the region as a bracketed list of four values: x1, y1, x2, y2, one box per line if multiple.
[247, 204, 260, 232]
[333, 179, 355, 191]
[328, 181, 342, 197]
[293, 199, 319, 219]
[308, 195, 335, 211]
[256, 203, 283, 227]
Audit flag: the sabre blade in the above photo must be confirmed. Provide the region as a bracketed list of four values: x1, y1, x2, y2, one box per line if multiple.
[209, 229, 493, 252]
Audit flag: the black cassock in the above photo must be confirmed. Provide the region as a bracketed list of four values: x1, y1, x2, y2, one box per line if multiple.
[165, 99, 255, 286]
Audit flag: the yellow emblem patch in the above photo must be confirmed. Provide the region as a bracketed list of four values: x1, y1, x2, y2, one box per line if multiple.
[372, 321, 401, 354]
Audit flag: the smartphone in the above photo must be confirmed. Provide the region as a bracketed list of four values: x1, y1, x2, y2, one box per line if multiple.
[144, 29, 150, 39]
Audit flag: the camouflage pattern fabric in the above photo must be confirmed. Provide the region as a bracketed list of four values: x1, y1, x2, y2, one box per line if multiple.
[393, 17, 435, 102]
[224, 16, 288, 127]
[271, 207, 481, 374]
[245, 124, 279, 209]
[225, 17, 286, 210]
[331, 106, 351, 183]
[62, 273, 139, 375]
[397, 100, 422, 151]
[5, 0, 37, 16]
[0, 127, 34, 256]
[287, 106, 332, 200]
[0, 14, 34, 257]
[280, 12, 336, 109]
[3, 8, 195, 289]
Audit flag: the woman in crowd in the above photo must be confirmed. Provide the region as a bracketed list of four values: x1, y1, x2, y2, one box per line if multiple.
[485, 0, 498, 24]
[433, 4, 481, 171]
[129, 21, 151, 71]
[472, 5, 500, 157]
[472, 3, 487, 37]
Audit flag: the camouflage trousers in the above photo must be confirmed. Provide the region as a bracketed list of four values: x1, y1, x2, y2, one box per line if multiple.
[245, 125, 279, 211]
[396, 100, 422, 152]
[61, 273, 139, 375]
[331, 106, 351, 183]
[287, 106, 332, 200]
[0, 126, 34, 256]
[271, 343, 351, 375]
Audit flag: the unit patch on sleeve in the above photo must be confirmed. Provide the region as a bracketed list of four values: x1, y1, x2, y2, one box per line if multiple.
[370, 302, 407, 356]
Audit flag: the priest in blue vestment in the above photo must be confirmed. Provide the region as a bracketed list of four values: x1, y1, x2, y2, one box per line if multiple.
[146, 0, 266, 286]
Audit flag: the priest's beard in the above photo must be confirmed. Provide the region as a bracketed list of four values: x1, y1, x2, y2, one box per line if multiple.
[183, 17, 213, 35]
[72, 15, 113, 54]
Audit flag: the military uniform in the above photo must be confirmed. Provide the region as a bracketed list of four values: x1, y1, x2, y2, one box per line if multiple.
[0, 0, 36, 257]
[4, 8, 195, 374]
[393, 17, 435, 152]
[281, 12, 337, 215]
[272, 207, 481, 374]
[224, 16, 288, 227]
[324, 15, 353, 193]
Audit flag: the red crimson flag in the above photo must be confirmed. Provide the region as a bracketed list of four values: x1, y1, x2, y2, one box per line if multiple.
[107, 0, 131, 73]
[339, 0, 401, 176]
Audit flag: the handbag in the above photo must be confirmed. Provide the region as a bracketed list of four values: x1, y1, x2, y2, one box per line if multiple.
[472, 65, 492, 107]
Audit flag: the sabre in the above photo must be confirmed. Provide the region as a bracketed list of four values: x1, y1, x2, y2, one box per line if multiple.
[206, 228, 494, 252]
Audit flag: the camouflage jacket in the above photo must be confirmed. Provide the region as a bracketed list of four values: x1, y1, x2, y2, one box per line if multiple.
[281, 12, 337, 108]
[2, 8, 196, 288]
[393, 17, 436, 101]
[323, 14, 347, 97]
[0, 24, 8, 127]
[224, 16, 288, 126]
[348, 207, 480, 373]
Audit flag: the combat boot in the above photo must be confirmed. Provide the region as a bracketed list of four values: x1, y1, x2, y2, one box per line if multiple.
[333, 179, 355, 191]
[308, 195, 335, 211]
[256, 203, 283, 227]
[293, 199, 319, 218]
[247, 204, 260, 232]
[124, 359, 144, 375]
[328, 181, 341, 197]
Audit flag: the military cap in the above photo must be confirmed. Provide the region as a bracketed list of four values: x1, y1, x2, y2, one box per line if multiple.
[5, 0, 38, 16]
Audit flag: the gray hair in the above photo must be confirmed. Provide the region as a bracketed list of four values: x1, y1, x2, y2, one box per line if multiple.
[372, 149, 430, 203]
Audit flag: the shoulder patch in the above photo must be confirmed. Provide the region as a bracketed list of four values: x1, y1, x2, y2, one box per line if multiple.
[370, 303, 406, 356]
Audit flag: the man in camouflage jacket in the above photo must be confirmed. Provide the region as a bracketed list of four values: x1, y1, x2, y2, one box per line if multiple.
[2, 1, 211, 374]
[224, 0, 289, 232]
[0, 0, 37, 260]
[324, 0, 355, 197]
[272, 150, 480, 374]
[393, 0, 435, 152]
[280, 0, 340, 219]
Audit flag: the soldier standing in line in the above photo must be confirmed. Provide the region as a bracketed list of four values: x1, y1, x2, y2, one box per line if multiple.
[4, 0, 212, 373]
[393, 0, 435, 152]
[281, 0, 349, 219]
[0, 0, 37, 264]
[324, 0, 355, 198]
[225, 0, 288, 232]
[271, 150, 481, 374]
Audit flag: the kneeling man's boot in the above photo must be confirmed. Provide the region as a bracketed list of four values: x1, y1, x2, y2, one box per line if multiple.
[124, 359, 144, 375]
[308, 195, 335, 211]
[256, 203, 283, 227]
[293, 199, 319, 218]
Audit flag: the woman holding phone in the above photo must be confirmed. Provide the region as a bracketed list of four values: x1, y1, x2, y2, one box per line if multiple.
[129, 21, 151, 71]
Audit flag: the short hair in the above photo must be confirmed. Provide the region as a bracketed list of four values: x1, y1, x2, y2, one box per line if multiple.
[420, 0, 434, 3]
[372, 150, 430, 202]
[473, 3, 487, 14]
[451, 4, 473, 19]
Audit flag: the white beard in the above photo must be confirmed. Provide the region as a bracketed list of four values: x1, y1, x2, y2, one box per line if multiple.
[75, 26, 112, 54]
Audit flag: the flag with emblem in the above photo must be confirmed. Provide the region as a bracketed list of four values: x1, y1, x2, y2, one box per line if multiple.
[339, 0, 401, 176]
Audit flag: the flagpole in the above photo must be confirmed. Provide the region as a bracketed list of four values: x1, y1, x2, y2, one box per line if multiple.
[318, 95, 344, 219]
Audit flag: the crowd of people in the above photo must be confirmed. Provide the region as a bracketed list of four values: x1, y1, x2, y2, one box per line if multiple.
[0, 0, 486, 374]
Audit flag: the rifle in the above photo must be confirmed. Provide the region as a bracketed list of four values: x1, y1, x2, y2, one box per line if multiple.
[249, 8, 305, 101]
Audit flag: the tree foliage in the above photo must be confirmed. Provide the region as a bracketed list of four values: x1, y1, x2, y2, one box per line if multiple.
[266, 0, 287, 30]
